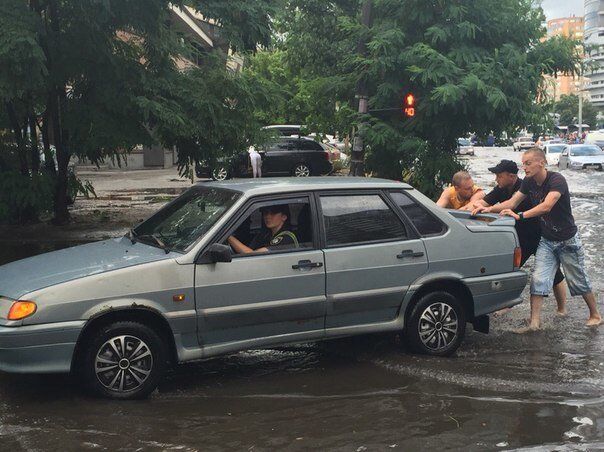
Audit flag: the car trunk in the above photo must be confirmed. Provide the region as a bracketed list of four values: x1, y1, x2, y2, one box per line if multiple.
[447, 210, 517, 233]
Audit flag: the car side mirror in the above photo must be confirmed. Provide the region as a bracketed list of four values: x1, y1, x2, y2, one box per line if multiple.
[199, 243, 232, 264]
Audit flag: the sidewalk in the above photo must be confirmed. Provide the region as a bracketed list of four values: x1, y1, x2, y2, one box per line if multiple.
[1, 168, 196, 243]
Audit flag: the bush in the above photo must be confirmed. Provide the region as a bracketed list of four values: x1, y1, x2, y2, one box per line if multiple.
[0, 171, 55, 223]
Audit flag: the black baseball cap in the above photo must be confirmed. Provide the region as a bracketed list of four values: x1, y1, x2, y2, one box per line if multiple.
[488, 160, 519, 174]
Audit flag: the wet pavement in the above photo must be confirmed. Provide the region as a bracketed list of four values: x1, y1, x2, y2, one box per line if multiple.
[1, 147, 604, 451]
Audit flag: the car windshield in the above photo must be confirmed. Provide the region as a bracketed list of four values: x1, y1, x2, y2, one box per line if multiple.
[133, 186, 241, 253]
[458, 139, 471, 146]
[548, 145, 566, 154]
[570, 146, 604, 156]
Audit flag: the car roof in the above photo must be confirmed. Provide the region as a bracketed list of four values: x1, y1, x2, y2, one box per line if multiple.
[197, 177, 412, 196]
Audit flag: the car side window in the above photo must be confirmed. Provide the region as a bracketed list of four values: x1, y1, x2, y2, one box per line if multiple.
[225, 198, 314, 256]
[320, 194, 407, 247]
[298, 140, 323, 151]
[389, 191, 447, 236]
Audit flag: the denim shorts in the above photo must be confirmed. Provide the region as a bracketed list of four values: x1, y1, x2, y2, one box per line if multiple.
[531, 234, 592, 296]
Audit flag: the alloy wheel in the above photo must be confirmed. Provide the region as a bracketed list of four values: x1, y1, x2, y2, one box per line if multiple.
[418, 302, 459, 351]
[95, 335, 153, 393]
[212, 167, 228, 181]
[293, 164, 311, 177]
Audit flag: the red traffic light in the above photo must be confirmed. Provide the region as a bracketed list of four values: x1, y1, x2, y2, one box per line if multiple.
[403, 93, 416, 117]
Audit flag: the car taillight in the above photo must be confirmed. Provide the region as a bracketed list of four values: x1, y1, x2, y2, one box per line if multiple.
[514, 247, 522, 269]
[322, 152, 330, 161]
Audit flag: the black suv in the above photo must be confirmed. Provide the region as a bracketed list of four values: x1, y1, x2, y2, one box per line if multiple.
[196, 137, 333, 180]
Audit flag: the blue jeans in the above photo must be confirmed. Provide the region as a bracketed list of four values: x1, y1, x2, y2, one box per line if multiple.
[531, 234, 592, 296]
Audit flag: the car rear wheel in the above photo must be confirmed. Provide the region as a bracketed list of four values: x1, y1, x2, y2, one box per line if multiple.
[212, 167, 229, 181]
[404, 291, 466, 357]
[82, 321, 167, 399]
[292, 163, 311, 177]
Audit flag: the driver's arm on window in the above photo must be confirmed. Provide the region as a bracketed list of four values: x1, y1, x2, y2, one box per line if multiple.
[227, 235, 267, 254]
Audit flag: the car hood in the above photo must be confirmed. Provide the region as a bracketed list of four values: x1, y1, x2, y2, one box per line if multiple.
[0, 237, 180, 299]
[569, 155, 604, 164]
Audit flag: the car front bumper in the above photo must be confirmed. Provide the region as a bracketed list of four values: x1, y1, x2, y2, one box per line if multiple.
[463, 270, 528, 317]
[0, 321, 85, 374]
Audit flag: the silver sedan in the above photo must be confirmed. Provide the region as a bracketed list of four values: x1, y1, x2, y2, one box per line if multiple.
[0, 178, 527, 399]
[558, 144, 604, 171]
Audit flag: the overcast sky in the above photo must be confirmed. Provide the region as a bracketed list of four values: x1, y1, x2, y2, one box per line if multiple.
[541, 0, 583, 20]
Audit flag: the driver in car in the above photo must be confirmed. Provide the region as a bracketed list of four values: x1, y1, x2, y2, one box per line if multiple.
[227, 204, 299, 254]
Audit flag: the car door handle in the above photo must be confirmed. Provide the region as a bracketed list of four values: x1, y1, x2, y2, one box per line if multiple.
[292, 260, 323, 270]
[397, 249, 424, 259]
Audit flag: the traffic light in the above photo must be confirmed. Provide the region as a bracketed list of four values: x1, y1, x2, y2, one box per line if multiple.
[403, 93, 415, 117]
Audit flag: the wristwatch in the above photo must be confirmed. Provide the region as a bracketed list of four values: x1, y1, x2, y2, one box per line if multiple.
[518, 212, 524, 220]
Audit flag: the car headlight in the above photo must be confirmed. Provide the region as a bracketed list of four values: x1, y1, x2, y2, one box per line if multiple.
[0, 296, 37, 320]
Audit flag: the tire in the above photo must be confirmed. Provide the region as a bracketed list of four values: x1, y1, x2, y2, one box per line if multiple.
[211, 166, 229, 181]
[82, 321, 167, 400]
[292, 163, 311, 177]
[404, 291, 466, 357]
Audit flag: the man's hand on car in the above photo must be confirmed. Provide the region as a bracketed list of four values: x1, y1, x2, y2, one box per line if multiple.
[500, 209, 520, 220]
[471, 205, 490, 216]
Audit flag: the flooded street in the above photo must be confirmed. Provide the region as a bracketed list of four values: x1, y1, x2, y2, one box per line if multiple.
[1, 148, 604, 451]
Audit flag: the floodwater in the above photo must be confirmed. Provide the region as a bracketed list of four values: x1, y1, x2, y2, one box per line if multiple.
[1, 148, 604, 451]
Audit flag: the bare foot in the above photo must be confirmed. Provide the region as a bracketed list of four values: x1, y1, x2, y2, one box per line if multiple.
[494, 308, 512, 317]
[513, 325, 540, 334]
[586, 316, 602, 327]
[556, 310, 568, 317]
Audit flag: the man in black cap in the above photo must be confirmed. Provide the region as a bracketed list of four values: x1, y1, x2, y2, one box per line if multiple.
[473, 159, 567, 315]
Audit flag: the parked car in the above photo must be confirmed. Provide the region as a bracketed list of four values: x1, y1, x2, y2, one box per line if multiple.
[456, 138, 475, 156]
[584, 131, 604, 149]
[0, 178, 527, 399]
[513, 137, 535, 152]
[196, 137, 333, 180]
[558, 144, 604, 171]
[262, 124, 302, 137]
[544, 143, 567, 166]
[537, 138, 565, 151]
[321, 142, 341, 161]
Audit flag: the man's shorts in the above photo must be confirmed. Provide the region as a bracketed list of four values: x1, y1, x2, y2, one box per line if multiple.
[531, 234, 592, 296]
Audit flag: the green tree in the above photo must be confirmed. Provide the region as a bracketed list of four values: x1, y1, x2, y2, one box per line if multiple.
[0, 0, 275, 224]
[554, 94, 598, 129]
[273, 0, 583, 197]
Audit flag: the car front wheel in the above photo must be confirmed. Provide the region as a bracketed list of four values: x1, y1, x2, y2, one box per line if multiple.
[292, 163, 311, 177]
[82, 321, 167, 399]
[404, 291, 466, 357]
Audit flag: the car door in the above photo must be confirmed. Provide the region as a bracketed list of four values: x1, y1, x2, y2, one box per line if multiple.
[194, 195, 326, 346]
[263, 138, 297, 175]
[318, 191, 428, 329]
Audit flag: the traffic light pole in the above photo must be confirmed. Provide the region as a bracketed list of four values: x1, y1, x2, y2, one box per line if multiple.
[350, 0, 372, 177]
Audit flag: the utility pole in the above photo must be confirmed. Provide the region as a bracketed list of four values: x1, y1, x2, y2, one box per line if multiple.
[349, 0, 373, 177]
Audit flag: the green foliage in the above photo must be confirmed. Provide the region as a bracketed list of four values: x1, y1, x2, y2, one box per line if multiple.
[0, 0, 276, 223]
[0, 171, 54, 224]
[554, 94, 598, 128]
[265, 0, 583, 197]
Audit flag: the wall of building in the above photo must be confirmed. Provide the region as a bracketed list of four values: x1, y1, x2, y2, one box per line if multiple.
[585, 0, 604, 107]
[546, 15, 585, 101]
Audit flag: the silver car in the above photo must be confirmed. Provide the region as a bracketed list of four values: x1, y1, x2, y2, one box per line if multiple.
[558, 144, 604, 171]
[0, 178, 527, 399]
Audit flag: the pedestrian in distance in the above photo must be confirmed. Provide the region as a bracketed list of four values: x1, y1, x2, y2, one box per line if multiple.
[248, 146, 262, 178]
[436, 171, 485, 211]
[473, 149, 601, 331]
[472, 159, 567, 315]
